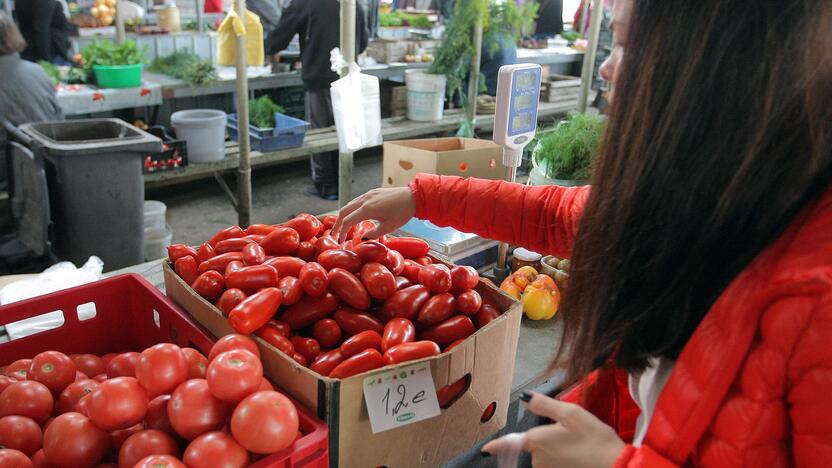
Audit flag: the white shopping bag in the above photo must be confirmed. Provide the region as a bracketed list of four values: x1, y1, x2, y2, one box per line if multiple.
[330, 49, 383, 153]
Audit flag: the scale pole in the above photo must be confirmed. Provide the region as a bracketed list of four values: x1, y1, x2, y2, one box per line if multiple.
[338, 0, 356, 207]
[235, 0, 252, 227]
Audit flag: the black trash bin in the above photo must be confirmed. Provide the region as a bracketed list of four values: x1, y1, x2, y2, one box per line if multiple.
[20, 119, 162, 270]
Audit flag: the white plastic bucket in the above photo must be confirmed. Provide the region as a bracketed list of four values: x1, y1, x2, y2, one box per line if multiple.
[143, 200, 167, 230]
[144, 224, 173, 261]
[405, 70, 446, 122]
[171, 109, 227, 163]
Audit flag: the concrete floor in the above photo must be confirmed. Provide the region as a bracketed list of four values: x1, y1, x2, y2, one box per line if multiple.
[147, 150, 382, 246]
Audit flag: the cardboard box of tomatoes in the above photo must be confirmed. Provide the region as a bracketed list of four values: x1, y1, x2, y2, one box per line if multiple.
[162, 215, 523, 468]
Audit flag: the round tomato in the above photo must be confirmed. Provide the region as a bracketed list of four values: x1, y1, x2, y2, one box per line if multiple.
[86, 377, 148, 431]
[106, 352, 140, 378]
[134, 454, 186, 468]
[28, 352, 75, 395]
[30, 449, 47, 468]
[205, 350, 262, 403]
[0, 381, 53, 423]
[231, 391, 298, 454]
[42, 412, 107, 468]
[167, 380, 228, 440]
[0, 375, 18, 394]
[183, 431, 248, 468]
[208, 334, 260, 361]
[144, 395, 175, 436]
[58, 379, 99, 414]
[257, 378, 274, 392]
[5, 359, 31, 380]
[312, 319, 342, 348]
[109, 423, 144, 452]
[182, 348, 208, 379]
[136, 344, 188, 395]
[118, 429, 180, 468]
[216, 288, 248, 315]
[0, 449, 31, 468]
[71, 355, 105, 379]
[0, 415, 42, 456]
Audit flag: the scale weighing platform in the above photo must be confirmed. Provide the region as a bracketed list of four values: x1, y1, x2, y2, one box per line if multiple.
[392, 219, 499, 271]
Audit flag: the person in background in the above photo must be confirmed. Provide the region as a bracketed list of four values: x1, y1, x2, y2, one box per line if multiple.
[480, 34, 517, 96]
[246, 0, 288, 40]
[535, 0, 563, 37]
[0, 14, 63, 126]
[333, 0, 832, 465]
[13, 0, 71, 64]
[266, 0, 368, 201]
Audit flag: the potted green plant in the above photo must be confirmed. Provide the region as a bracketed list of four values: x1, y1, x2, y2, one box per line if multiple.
[530, 112, 605, 186]
[81, 40, 147, 89]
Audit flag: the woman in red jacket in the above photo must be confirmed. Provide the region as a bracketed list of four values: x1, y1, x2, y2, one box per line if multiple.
[335, 0, 832, 465]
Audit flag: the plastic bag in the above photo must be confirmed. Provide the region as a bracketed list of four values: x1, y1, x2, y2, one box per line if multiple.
[1, 257, 104, 341]
[329, 48, 383, 153]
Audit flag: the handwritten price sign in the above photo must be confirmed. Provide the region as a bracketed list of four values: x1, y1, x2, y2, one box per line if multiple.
[363, 362, 441, 433]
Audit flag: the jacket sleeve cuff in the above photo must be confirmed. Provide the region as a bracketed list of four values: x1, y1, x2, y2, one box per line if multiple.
[613, 444, 637, 468]
[408, 173, 436, 220]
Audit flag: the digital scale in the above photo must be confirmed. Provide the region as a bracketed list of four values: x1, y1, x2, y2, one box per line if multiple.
[394, 64, 543, 278]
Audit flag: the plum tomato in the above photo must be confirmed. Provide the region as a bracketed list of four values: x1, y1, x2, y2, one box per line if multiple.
[289, 337, 321, 363]
[196, 243, 216, 264]
[328, 268, 371, 310]
[352, 240, 388, 263]
[381, 285, 431, 321]
[191, 270, 225, 302]
[298, 262, 329, 297]
[456, 289, 483, 315]
[450, 265, 479, 292]
[381, 318, 416, 352]
[340, 331, 382, 358]
[418, 264, 452, 293]
[475, 303, 501, 329]
[360, 262, 397, 300]
[383, 250, 405, 276]
[175, 255, 199, 285]
[216, 288, 248, 315]
[328, 349, 385, 379]
[383, 341, 441, 365]
[416, 293, 456, 327]
[333, 307, 385, 335]
[283, 215, 320, 241]
[317, 249, 363, 273]
[400, 259, 422, 283]
[278, 276, 303, 306]
[260, 227, 300, 256]
[281, 292, 339, 330]
[420, 316, 476, 346]
[383, 237, 430, 259]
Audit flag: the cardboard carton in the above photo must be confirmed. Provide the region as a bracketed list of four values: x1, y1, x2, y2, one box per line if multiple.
[382, 138, 504, 188]
[163, 262, 522, 468]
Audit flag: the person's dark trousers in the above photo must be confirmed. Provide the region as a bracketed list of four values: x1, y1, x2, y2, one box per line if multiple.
[305, 88, 338, 199]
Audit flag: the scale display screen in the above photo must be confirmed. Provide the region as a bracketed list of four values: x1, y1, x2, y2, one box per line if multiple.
[513, 94, 535, 112]
[515, 73, 536, 90]
[512, 114, 532, 131]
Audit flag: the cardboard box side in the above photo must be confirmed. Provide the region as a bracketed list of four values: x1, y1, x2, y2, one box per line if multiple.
[335, 283, 523, 467]
[382, 141, 439, 187]
[163, 263, 324, 414]
[434, 146, 503, 181]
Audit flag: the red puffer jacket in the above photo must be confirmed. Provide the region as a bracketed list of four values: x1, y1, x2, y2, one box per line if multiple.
[409, 174, 832, 467]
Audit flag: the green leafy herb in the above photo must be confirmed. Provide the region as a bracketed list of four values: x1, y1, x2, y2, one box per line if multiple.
[534, 113, 605, 180]
[149, 51, 217, 85]
[561, 30, 582, 42]
[39, 61, 61, 85]
[380, 11, 432, 28]
[81, 40, 147, 68]
[379, 12, 403, 27]
[249, 95, 286, 129]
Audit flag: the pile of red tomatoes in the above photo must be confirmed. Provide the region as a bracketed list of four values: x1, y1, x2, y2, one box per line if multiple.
[0, 334, 298, 468]
[168, 214, 503, 379]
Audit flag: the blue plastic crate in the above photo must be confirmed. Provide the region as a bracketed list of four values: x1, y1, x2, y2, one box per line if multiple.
[227, 112, 309, 138]
[227, 112, 310, 152]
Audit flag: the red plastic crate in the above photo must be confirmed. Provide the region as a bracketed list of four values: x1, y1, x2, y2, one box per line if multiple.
[0, 274, 328, 468]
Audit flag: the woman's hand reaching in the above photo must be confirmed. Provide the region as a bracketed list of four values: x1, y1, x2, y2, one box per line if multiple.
[332, 187, 417, 243]
[482, 392, 626, 468]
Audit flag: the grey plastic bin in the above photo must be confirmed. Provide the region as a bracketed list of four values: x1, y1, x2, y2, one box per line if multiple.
[19, 119, 162, 270]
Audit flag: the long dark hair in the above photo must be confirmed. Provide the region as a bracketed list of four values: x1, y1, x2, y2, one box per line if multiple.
[557, 0, 832, 382]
